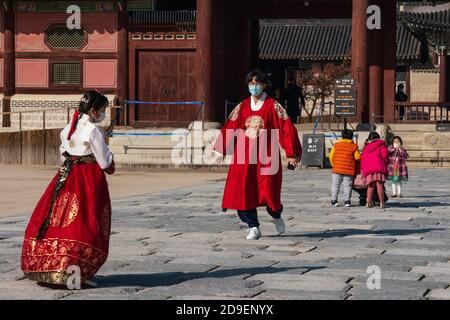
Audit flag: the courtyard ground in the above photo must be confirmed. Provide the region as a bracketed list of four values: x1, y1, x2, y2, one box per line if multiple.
[1, 166, 450, 299]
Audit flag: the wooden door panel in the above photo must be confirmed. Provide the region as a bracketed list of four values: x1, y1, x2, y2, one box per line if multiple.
[136, 49, 196, 124]
[174, 51, 197, 122]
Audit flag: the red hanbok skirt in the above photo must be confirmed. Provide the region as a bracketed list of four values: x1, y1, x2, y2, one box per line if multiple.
[21, 159, 111, 285]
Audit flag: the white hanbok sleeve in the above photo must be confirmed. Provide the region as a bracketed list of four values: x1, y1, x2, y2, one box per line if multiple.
[89, 127, 113, 170]
[60, 130, 67, 163]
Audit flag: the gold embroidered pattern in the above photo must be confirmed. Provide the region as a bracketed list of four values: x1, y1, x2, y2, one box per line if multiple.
[228, 103, 241, 121]
[50, 192, 79, 228]
[274, 102, 290, 120]
[24, 271, 93, 286]
[99, 204, 111, 240]
[244, 115, 265, 139]
[22, 238, 108, 280]
[24, 271, 69, 285]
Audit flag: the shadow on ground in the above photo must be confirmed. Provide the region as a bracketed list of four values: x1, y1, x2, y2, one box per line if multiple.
[387, 202, 450, 208]
[266, 228, 443, 239]
[94, 266, 325, 288]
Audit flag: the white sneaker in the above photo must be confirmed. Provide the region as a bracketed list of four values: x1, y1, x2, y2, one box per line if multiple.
[246, 227, 262, 240]
[273, 218, 286, 234]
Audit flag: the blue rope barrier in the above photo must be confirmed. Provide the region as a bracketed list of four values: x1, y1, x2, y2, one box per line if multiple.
[110, 132, 188, 137]
[124, 100, 204, 105]
[313, 109, 321, 134]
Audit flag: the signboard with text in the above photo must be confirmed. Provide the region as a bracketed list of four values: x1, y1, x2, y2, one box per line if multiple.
[335, 78, 356, 117]
[301, 134, 325, 168]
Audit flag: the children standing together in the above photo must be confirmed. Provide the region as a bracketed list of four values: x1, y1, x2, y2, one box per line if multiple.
[330, 130, 409, 209]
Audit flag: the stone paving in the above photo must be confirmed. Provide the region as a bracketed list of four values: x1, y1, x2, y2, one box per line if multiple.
[1, 168, 450, 300]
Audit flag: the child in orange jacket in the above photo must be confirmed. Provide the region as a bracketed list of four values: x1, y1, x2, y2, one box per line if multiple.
[329, 129, 361, 207]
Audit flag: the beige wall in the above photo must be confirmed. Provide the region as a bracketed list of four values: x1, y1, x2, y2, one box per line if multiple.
[410, 70, 440, 102]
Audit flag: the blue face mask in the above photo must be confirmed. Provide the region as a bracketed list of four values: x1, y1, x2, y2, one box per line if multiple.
[248, 84, 264, 97]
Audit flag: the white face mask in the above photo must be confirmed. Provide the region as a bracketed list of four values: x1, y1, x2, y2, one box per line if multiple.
[393, 143, 401, 149]
[94, 112, 106, 123]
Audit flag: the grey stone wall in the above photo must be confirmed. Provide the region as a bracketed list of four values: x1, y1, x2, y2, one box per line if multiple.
[7, 95, 114, 130]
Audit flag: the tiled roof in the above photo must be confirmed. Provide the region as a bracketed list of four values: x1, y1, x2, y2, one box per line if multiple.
[259, 21, 422, 61]
[399, 3, 450, 30]
[259, 22, 351, 60]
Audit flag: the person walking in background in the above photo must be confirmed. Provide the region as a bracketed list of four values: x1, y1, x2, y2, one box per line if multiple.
[388, 136, 409, 198]
[361, 132, 389, 209]
[329, 129, 361, 207]
[395, 84, 408, 120]
[285, 78, 305, 124]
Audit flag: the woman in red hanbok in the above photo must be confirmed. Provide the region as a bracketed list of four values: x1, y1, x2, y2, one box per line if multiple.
[21, 90, 115, 287]
[215, 70, 302, 240]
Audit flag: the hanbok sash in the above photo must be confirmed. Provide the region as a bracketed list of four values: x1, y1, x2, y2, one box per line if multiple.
[36, 152, 97, 240]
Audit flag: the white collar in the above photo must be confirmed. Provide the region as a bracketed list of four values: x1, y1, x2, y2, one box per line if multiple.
[250, 92, 267, 111]
[80, 113, 92, 122]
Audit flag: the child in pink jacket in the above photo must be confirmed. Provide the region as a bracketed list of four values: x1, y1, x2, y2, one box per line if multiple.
[360, 132, 389, 208]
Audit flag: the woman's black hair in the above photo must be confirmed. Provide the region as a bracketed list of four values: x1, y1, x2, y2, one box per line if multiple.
[368, 132, 381, 141]
[79, 90, 109, 114]
[245, 69, 270, 85]
[392, 135, 403, 145]
[67, 91, 109, 140]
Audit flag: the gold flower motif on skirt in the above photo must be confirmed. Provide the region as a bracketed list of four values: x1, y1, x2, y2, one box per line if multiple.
[228, 104, 241, 121]
[98, 204, 111, 240]
[244, 115, 265, 139]
[274, 102, 290, 120]
[51, 192, 79, 228]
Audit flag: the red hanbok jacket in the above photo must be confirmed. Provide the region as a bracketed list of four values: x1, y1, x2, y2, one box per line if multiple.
[214, 96, 302, 211]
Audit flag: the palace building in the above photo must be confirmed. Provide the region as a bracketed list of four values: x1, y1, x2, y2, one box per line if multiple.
[0, 0, 449, 129]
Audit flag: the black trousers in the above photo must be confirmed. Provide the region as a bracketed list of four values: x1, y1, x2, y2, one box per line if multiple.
[353, 187, 389, 206]
[237, 205, 283, 228]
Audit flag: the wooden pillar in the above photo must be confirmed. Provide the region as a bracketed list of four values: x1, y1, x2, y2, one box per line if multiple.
[382, 0, 396, 123]
[240, 5, 252, 98]
[368, 0, 383, 124]
[351, 0, 369, 123]
[228, 5, 251, 101]
[196, 0, 213, 122]
[2, 1, 15, 127]
[250, 19, 259, 70]
[117, 0, 129, 125]
[439, 53, 450, 103]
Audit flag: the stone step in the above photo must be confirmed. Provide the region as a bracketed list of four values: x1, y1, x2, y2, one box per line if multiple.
[114, 153, 180, 164]
[115, 146, 205, 155]
[408, 150, 450, 157]
[109, 135, 190, 146]
[402, 138, 423, 144]
[109, 145, 126, 154]
[114, 151, 289, 166]
[402, 141, 424, 149]
[408, 162, 450, 168]
[389, 124, 437, 132]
